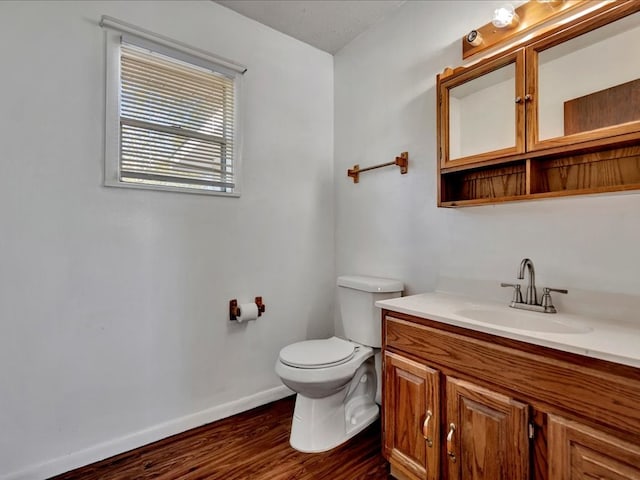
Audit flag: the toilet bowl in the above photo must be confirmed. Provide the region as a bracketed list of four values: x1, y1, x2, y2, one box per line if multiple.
[275, 275, 403, 453]
[275, 337, 379, 452]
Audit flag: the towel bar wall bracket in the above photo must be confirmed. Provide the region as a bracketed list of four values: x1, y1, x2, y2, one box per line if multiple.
[347, 151, 409, 183]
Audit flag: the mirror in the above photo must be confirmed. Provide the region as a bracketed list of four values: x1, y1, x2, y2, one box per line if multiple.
[537, 11, 640, 141]
[448, 61, 517, 160]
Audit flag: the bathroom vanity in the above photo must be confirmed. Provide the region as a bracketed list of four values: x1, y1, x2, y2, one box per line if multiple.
[377, 293, 640, 480]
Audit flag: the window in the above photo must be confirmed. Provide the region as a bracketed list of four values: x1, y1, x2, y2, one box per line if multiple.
[103, 17, 245, 196]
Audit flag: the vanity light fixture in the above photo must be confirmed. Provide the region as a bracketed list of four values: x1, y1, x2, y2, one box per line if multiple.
[492, 3, 519, 29]
[462, 0, 590, 60]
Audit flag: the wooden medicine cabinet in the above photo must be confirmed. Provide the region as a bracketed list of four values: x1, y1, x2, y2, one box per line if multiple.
[437, 1, 640, 206]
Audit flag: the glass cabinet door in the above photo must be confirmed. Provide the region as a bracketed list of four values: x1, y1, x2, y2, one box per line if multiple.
[440, 50, 524, 168]
[528, 7, 640, 151]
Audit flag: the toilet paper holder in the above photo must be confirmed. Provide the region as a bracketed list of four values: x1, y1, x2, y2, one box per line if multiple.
[229, 297, 266, 321]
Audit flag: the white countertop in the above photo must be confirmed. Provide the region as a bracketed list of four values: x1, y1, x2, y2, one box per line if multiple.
[376, 291, 640, 369]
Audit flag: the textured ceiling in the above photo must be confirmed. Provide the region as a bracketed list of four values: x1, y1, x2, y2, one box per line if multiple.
[214, 0, 406, 54]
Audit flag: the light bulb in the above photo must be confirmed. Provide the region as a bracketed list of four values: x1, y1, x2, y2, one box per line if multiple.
[492, 4, 519, 29]
[466, 30, 483, 47]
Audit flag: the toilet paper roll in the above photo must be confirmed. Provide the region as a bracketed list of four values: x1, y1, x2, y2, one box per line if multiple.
[236, 302, 259, 323]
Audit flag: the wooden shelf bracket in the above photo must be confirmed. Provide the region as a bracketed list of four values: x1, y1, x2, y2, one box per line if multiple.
[347, 151, 409, 184]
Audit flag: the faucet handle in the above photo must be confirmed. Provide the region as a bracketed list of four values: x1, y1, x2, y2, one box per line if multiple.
[540, 287, 568, 313]
[501, 282, 523, 305]
[543, 287, 568, 295]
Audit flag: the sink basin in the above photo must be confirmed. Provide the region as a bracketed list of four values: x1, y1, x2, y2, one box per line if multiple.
[454, 307, 592, 334]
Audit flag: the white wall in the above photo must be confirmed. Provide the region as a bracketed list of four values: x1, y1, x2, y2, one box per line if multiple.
[334, 1, 640, 308]
[0, 2, 333, 478]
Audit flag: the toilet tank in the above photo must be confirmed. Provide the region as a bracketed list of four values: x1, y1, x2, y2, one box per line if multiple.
[337, 275, 403, 348]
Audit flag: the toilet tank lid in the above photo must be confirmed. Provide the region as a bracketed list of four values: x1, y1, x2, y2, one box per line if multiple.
[337, 275, 404, 293]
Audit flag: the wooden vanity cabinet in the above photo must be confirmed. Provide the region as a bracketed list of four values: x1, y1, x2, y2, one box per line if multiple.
[381, 310, 640, 480]
[383, 352, 440, 480]
[437, 1, 640, 206]
[445, 378, 530, 480]
[548, 415, 640, 479]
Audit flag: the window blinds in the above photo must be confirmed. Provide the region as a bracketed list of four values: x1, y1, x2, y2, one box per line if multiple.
[119, 42, 236, 191]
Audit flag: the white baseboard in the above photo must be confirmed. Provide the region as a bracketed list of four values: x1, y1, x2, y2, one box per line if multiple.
[2, 385, 293, 480]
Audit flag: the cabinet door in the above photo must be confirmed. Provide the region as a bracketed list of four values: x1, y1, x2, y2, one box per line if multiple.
[445, 377, 529, 480]
[439, 50, 525, 169]
[383, 351, 440, 480]
[526, 4, 640, 152]
[548, 414, 640, 480]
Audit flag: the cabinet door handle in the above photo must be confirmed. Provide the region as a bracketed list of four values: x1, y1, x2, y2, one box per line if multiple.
[422, 410, 433, 447]
[524, 93, 533, 102]
[446, 423, 456, 462]
[515, 96, 523, 104]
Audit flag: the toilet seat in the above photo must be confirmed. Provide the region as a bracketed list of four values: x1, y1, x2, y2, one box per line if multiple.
[279, 337, 356, 369]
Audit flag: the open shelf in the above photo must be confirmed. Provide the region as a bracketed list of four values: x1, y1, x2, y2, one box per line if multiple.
[440, 161, 526, 205]
[531, 146, 640, 194]
[440, 146, 640, 207]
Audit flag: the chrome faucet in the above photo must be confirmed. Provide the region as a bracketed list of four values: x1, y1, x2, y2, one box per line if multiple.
[518, 258, 537, 305]
[501, 258, 568, 313]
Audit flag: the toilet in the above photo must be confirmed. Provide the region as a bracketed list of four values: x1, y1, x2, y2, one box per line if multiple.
[275, 275, 403, 453]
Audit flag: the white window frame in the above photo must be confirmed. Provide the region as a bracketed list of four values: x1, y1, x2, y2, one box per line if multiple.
[103, 17, 245, 197]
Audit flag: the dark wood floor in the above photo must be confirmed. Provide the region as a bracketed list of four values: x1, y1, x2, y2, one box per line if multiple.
[50, 396, 391, 480]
